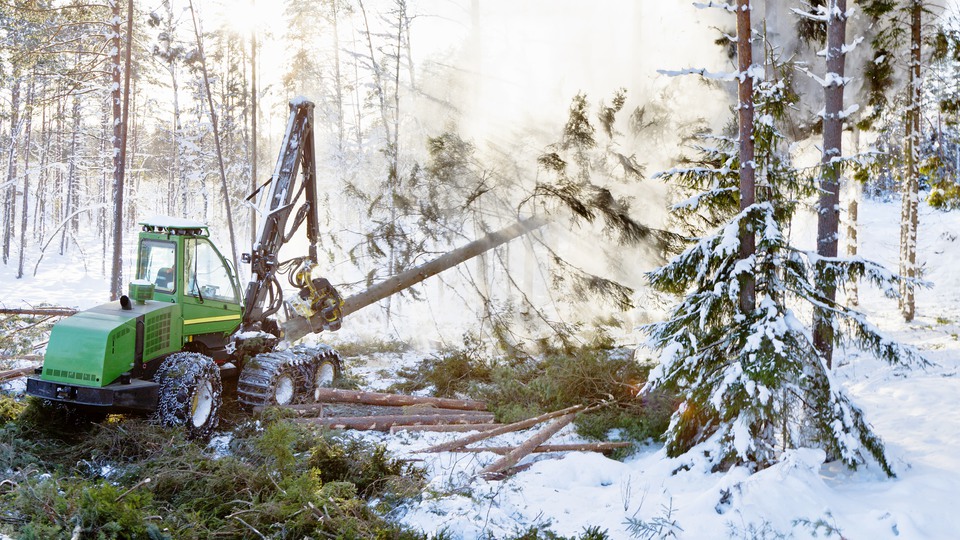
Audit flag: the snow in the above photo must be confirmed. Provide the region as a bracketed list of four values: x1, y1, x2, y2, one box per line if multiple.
[140, 215, 207, 229]
[360, 198, 960, 539]
[2, 199, 960, 538]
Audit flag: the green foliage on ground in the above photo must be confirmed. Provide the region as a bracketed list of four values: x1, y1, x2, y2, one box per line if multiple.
[389, 337, 675, 450]
[0, 400, 432, 540]
[389, 336, 493, 398]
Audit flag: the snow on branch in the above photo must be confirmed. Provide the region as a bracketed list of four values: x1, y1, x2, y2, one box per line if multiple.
[659, 63, 763, 83]
[693, 1, 737, 13]
[658, 67, 738, 81]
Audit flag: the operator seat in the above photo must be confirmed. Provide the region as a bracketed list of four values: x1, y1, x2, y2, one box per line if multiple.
[156, 267, 174, 290]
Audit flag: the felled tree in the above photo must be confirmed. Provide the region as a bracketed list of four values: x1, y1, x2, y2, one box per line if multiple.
[645, 62, 925, 475]
[532, 90, 677, 313]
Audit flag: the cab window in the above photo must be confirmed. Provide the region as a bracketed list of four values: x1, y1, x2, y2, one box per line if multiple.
[184, 239, 239, 304]
[137, 240, 176, 293]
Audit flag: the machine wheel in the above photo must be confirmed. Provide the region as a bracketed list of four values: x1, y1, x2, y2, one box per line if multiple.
[270, 365, 301, 406]
[154, 352, 222, 440]
[304, 347, 342, 401]
[237, 345, 342, 408]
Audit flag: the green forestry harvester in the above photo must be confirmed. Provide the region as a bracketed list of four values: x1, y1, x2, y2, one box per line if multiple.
[25, 99, 544, 438]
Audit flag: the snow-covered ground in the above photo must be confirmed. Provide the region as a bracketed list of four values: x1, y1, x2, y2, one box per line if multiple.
[352, 198, 960, 539]
[2, 198, 959, 539]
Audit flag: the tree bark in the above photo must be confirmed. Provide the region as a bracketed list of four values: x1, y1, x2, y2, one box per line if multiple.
[0, 307, 78, 316]
[249, 4, 258, 248]
[813, 0, 848, 369]
[4, 78, 21, 265]
[341, 217, 548, 317]
[900, 0, 921, 322]
[294, 413, 495, 431]
[846, 126, 861, 306]
[736, 0, 756, 314]
[277, 388, 488, 411]
[419, 404, 586, 454]
[478, 413, 576, 475]
[109, 0, 126, 300]
[61, 91, 80, 256]
[16, 81, 34, 279]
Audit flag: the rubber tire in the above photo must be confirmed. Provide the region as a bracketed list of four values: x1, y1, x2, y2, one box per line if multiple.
[269, 365, 301, 406]
[154, 352, 222, 440]
[310, 357, 341, 401]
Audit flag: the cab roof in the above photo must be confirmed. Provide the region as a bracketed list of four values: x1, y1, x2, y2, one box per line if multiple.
[139, 216, 209, 236]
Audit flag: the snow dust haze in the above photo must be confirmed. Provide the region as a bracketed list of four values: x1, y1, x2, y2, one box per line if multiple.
[246, 0, 737, 345]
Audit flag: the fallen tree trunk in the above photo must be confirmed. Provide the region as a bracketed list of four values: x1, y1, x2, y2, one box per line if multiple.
[389, 423, 502, 434]
[282, 217, 548, 341]
[479, 413, 576, 476]
[418, 404, 585, 454]
[340, 216, 548, 317]
[0, 365, 38, 382]
[282, 388, 488, 412]
[295, 413, 495, 431]
[446, 442, 633, 455]
[0, 307, 77, 317]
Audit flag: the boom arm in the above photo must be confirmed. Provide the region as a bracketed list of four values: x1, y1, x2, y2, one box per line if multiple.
[242, 99, 320, 329]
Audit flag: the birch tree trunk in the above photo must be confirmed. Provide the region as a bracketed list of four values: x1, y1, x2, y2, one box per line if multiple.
[814, 0, 848, 369]
[736, 0, 756, 314]
[846, 126, 861, 306]
[900, 0, 921, 322]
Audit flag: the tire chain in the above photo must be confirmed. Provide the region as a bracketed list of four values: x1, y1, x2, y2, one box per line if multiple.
[237, 344, 341, 407]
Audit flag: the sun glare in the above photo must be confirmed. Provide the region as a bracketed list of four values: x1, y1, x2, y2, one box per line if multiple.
[220, 0, 262, 37]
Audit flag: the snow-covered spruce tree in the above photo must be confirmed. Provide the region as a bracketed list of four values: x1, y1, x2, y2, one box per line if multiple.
[646, 59, 924, 475]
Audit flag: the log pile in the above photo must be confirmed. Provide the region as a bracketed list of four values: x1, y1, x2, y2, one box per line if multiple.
[276, 389, 629, 478]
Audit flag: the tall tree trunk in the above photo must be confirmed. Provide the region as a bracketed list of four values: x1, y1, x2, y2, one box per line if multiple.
[189, 0, 240, 271]
[813, 0, 847, 369]
[100, 105, 108, 274]
[3, 78, 21, 265]
[736, 0, 756, 314]
[61, 92, 80, 256]
[846, 125, 860, 306]
[16, 81, 34, 279]
[900, 0, 921, 322]
[109, 0, 125, 300]
[331, 0, 344, 155]
[35, 94, 49, 246]
[250, 5, 258, 246]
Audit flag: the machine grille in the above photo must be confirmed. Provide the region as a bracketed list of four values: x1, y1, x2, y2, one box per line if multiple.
[145, 312, 172, 355]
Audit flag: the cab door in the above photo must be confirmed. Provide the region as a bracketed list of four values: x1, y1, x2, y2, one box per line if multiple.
[181, 238, 243, 357]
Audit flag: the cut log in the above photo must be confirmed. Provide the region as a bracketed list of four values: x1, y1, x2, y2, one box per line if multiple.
[0, 307, 77, 317]
[0, 365, 38, 382]
[479, 413, 576, 476]
[389, 423, 502, 434]
[417, 404, 585, 454]
[286, 388, 488, 411]
[295, 413, 495, 431]
[440, 442, 633, 455]
[282, 217, 548, 341]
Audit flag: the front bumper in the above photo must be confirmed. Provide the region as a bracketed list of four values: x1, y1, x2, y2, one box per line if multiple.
[26, 377, 159, 413]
